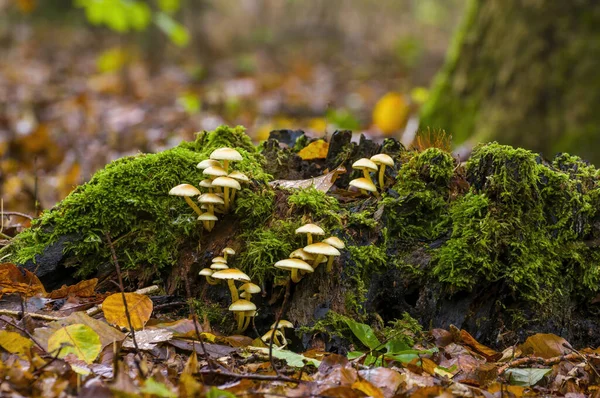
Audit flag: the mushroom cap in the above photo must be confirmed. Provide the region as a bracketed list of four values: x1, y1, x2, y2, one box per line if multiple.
[199, 268, 213, 276]
[261, 329, 284, 342]
[210, 147, 243, 162]
[228, 171, 250, 182]
[198, 213, 218, 221]
[211, 268, 251, 281]
[197, 159, 221, 170]
[349, 178, 377, 192]
[210, 263, 229, 270]
[222, 247, 236, 256]
[203, 166, 228, 177]
[304, 242, 341, 256]
[274, 258, 314, 273]
[322, 236, 345, 249]
[271, 320, 294, 329]
[370, 153, 394, 166]
[212, 256, 227, 264]
[169, 184, 201, 197]
[289, 248, 315, 261]
[212, 176, 241, 190]
[198, 193, 225, 205]
[199, 179, 213, 188]
[239, 282, 261, 294]
[295, 223, 325, 236]
[352, 158, 378, 172]
[229, 299, 256, 312]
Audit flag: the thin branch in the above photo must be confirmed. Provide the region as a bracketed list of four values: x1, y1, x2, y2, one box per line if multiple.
[0, 317, 46, 352]
[498, 352, 600, 375]
[0, 310, 62, 321]
[269, 281, 291, 377]
[196, 368, 302, 384]
[1, 211, 34, 220]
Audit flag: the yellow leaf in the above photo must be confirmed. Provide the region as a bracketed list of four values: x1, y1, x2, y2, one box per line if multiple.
[352, 378, 385, 398]
[297, 140, 329, 160]
[47, 324, 101, 364]
[372, 92, 409, 135]
[102, 293, 153, 330]
[48, 278, 98, 299]
[0, 331, 33, 357]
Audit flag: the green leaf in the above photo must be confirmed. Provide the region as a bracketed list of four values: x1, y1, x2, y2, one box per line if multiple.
[141, 378, 176, 398]
[158, 0, 180, 14]
[347, 351, 364, 360]
[252, 347, 321, 368]
[154, 12, 190, 47]
[206, 387, 237, 398]
[47, 324, 101, 364]
[505, 368, 552, 387]
[383, 338, 411, 354]
[344, 318, 381, 350]
[384, 352, 421, 364]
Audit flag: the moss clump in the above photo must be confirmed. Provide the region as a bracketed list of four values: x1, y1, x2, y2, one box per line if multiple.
[433, 143, 600, 303]
[383, 148, 455, 243]
[381, 312, 424, 347]
[4, 126, 268, 280]
[298, 310, 360, 345]
[234, 187, 275, 229]
[345, 245, 388, 314]
[347, 208, 378, 229]
[287, 187, 342, 228]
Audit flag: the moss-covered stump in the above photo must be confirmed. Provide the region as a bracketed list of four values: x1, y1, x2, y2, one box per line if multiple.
[4, 126, 600, 349]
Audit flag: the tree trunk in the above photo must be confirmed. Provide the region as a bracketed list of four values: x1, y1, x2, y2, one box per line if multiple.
[421, 0, 600, 164]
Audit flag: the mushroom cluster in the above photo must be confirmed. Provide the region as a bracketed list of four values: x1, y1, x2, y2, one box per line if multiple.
[169, 147, 249, 233]
[274, 223, 345, 283]
[262, 320, 294, 348]
[349, 153, 394, 195]
[198, 247, 261, 334]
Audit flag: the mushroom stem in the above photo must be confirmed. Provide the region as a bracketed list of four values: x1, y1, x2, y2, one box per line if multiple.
[290, 269, 302, 283]
[226, 280, 239, 303]
[223, 187, 230, 211]
[326, 255, 334, 272]
[378, 165, 387, 189]
[184, 197, 203, 217]
[273, 331, 283, 346]
[313, 254, 324, 269]
[360, 189, 367, 195]
[230, 189, 237, 207]
[241, 313, 252, 332]
[307, 233, 313, 245]
[206, 276, 218, 285]
[362, 169, 374, 185]
[236, 311, 245, 333]
[223, 160, 230, 173]
[208, 204, 215, 231]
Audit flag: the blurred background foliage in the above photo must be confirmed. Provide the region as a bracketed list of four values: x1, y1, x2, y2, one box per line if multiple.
[0, 0, 465, 214]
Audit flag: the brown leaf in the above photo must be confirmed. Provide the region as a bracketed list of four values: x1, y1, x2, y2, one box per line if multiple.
[318, 386, 363, 398]
[122, 328, 173, 351]
[269, 166, 346, 192]
[459, 329, 502, 361]
[519, 333, 572, 359]
[352, 378, 384, 398]
[48, 279, 98, 299]
[102, 293, 153, 330]
[358, 368, 405, 397]
[0, 263, 46, 297]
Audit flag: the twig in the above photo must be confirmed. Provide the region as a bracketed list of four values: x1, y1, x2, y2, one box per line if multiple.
[153, 301, 186, 311]
[105, 231, 145, 378]
[197, 368, 302, 384]
[268, 280, 292, 377]
[0, 310, 62, 321]
[498, 352, 599, 374]
[562, 343, 600, 379]
[1, 211, 34, 220]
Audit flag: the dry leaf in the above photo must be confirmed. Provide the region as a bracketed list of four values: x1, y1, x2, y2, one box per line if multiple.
[122, 329, 173, 350]
[519, 333, 571, 359]
[352, 378, 385, 398]
[0, 262, 46, 297]
[102, 293, 153, 330]
[297, 139, 329, 160]
[48, 278, 98, 299]
[269, 166, 346, 192]
[0, 331, 33, 357]
[459, 329, 502, 361]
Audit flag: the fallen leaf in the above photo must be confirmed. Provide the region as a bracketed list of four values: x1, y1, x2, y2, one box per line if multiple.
[352, 378, 384, 398]
[0, 330, 33, 357]
[372, 92, 409, 135]
[269, 166, 346, 192]
[0, 262, 46, 297]
[297, 139, 329, 160]
[505, 368, 551, 387]
[48, 278, 98, 299]
[141, 378, 177, 398]
[122, 329, 173, 350]
[358, 368, 405, 397]
[519, 333, 571, 359]
[47, 324, 102, 364]
[459, 329, 502, 361]
[250, 347, 321, 368]
[102, 293, 153, 330]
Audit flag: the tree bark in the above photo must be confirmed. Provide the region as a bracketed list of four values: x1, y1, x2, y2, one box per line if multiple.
[421, 0, 600, 163]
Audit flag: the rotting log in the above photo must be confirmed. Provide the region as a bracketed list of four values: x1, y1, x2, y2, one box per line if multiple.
[3, 126, 600, 349]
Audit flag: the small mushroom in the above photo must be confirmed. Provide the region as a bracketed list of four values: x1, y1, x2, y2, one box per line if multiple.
[349, 177, 377, 196]
[370, 154, 395, 189]
[210, 261, 229, 270]
[274, 258, 314, 283]
[199, 268, 218, 285]
[295, 223, 325, 245]
[304, 242, 340, 270]
[198, 213, 218, 232]
[210, 147, 243, 173]
[261, 329, 286, 347]
[198, 193, 224, 230]
[197, 159, 221, 170]
[229, 299, 256, 333]
[211, 176, 241, 212]
[239, 282, 261, 300]
[270, 320, 294, 347]
[211, 268, 251, 303]
[199, 179, 214, 193]
[222, 247, 236, 262]
[227, 171, 249, 203]
[322, 236, 345, 272]
[169, 184, 203, 217]
[212, 256, 227, 264]
[203, 165, 227, 194]
[352, 158, 378, 186]
[289, 248, 315, 262]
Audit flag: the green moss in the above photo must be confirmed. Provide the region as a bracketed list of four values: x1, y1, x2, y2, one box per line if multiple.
[433, 143, 600, 303]
[381, 312, 423, 347]
[298, 310, 361, 344]
[347, 209, 378, 229]
[287, 187, 341, 228]
[234, 187, 275, 229]
[383, 148, 455, 243]
[193, 300, 227, 328]
[345, 245, 388, 314]
[4, 126, 269, 281]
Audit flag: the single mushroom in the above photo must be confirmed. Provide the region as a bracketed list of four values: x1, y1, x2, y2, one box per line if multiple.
[211, 176, 241, 212]
[304, 242, 341, 269]
[210, 147, 243, 173]
[261, 329, 285, 347]
[212, 256, 227, 264]
[222, 247, 236, 262]
[210, 261, 229, 270]
[198, 193, 224, 230]
[211, 268, 251, 303]
[199, 179, 214, 193]
[274, 258, 314, 283]
[196, 159, 221, 170]
[227, 171, 249, 203]
[199, 268, 218, 285]
[322, 236, 345, 272]
[169, 184, 203, 216]
[370, 154, 395, 189]
[198, 213, 218, 232]
[229, 299, 256, 334]
[295, 223, 325, 245]
[270, 320, 294, 347]
[289, 248, 315, 262]
[352, 158, 378, 186]
[349, 177, 377, 196]
[239, 282, 261, 300]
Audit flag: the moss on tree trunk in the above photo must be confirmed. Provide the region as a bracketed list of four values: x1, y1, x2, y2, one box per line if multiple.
[421, 0, 600, 163]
